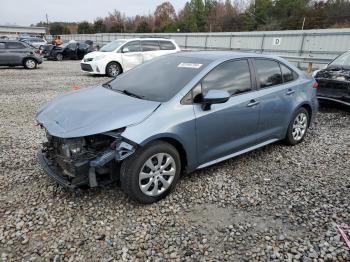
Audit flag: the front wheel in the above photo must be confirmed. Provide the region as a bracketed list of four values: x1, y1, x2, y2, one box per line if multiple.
[120, 141, 181, 204]
[106, 62, 121, 77]
[23, 58, 37, 69]
[56, 53, 63, 61]
[285, 107, 309, 145]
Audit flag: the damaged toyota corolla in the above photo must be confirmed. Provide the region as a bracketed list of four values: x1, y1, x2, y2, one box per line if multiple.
[37, 51, 318, 204]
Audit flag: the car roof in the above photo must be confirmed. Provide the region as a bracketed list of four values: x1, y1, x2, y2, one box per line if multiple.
[173, 51, 282, 62]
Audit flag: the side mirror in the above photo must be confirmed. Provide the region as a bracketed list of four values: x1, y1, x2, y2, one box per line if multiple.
[201, 89, 230, 111]
[122, 47, 130, 53]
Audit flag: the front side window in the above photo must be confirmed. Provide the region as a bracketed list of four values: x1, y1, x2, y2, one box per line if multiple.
[160, 41, 176, 50]
[142, 41, 160, 52]
[202, 59, 252, 95]
[255, 59, 283, 88]
[122, 41, 141, 53]
[100, 40, 126, 52]
[7, 42, 26, 49]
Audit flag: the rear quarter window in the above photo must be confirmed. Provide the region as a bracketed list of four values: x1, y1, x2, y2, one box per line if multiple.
[280, 63, 298, 83]
[159, 41, 176, 50]
[255, 59, 283, 88]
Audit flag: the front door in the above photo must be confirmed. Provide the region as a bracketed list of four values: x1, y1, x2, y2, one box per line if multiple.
[194, 59, 260, 166]
[121, 41, 143, 71]
[5, 41, 27, 65]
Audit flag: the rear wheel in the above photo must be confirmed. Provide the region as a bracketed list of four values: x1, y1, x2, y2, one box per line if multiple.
[120, 141, 181, 204]
[285, 107, 309, 145]
[56, 53, 63, 61]
[106, 62, 121, 77]
[23, 58, 37, 69]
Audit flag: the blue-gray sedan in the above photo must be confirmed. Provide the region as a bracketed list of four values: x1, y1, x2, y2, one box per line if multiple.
[36, 51, 319, 203]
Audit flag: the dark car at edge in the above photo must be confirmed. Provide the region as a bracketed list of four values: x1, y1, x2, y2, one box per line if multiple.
[314, 50, 350, 107]
[43, 41, 94, 61]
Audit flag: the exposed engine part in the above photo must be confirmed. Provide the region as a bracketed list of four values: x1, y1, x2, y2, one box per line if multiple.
[116, 141, 136, 161]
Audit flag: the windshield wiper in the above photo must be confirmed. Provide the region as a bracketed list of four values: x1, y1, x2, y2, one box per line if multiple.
[120, 90, 144, 99]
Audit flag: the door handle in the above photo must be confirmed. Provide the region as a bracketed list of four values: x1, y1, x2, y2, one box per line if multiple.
[286, 89, 295, 95]
[247, 100, 260, 107]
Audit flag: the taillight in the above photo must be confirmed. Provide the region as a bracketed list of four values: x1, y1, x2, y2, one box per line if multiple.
[312, 81, 319, 89]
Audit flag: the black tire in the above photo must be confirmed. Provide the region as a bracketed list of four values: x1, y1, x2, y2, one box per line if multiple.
[120, 141, 181, 204]
[56, 53, 63, 61]
[106, 62, 122, 77]
[23, 58, 37, 69]
[285, 107, 309, 145]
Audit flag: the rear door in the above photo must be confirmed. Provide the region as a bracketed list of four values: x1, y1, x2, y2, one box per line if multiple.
[193, 59, 260, 166]
[120, 41, 143, 71]
[6, 41, 28, 65]
[252, 58, 298, 141]
[141, 40, 163, 62]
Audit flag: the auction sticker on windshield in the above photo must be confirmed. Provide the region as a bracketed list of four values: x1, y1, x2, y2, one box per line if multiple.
[178, 63, 203, 69]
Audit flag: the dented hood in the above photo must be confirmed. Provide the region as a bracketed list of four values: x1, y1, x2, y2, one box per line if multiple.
[36, 86, 160, 138]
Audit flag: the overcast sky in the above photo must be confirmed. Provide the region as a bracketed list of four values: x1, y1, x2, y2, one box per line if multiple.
[0, 0, 188, 26]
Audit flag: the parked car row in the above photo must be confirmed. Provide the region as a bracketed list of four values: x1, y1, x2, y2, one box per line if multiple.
[0, 36, 348, 110]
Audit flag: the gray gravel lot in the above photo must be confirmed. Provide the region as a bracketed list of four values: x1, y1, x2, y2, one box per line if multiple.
[0, 61, 349, 261]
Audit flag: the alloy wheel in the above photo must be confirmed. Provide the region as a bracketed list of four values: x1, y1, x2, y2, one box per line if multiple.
[25, 59, 36, 69]
[292, 112, 308, 141]
[108, 64, 120, 77]
[139, 153, 176, 197]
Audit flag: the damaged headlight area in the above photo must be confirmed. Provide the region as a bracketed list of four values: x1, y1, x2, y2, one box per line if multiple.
[38, 128, 137, 189]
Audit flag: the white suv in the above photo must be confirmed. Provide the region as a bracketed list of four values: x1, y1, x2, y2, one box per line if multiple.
[81, 38, 180, 77]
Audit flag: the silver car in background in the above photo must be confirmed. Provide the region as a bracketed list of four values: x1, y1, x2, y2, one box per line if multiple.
[36, 51, 318, 204]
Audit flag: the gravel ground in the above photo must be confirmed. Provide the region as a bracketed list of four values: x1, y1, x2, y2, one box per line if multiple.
[0, 61, 349, 261]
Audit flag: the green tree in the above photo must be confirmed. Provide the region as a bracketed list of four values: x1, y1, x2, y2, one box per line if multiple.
[78, 21, 93, 34]
[136, 20, 152, 33]
[93, 18, 107, 33]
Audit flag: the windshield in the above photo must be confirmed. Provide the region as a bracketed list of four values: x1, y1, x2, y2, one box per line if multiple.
[106, 55, 210, 102]
[329, 51, 350, 69]
[100, 40, 126, 52]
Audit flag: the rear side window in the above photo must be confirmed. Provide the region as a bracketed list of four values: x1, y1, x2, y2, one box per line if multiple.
[202, 59, 252, 95]
[159, 41, 176, 50]
[142, 41, 160, 52]
[280, 63, 297, 83]
[0, 43, 5, 49]
[7, 42, 26, 49]
[255, 59, 282, 88]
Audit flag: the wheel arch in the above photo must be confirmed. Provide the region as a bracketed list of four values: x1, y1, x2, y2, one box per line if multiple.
[22, 56, 39, 65]
[138, 135, 188, 174]
[297, 102, 313, 127]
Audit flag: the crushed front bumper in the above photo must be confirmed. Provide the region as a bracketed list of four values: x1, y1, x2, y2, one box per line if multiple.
[38, 150, 85, 190]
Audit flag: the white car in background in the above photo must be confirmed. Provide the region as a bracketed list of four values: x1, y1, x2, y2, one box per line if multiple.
[81, 38, 181, 77]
